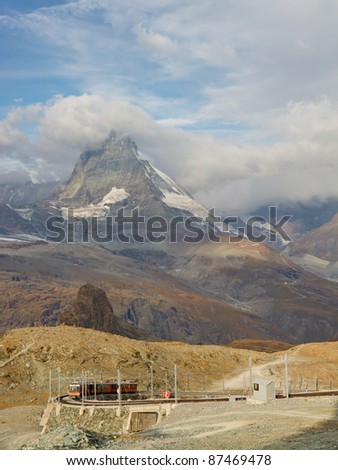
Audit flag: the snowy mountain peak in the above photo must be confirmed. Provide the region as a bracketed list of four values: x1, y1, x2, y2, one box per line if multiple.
[103, 130, 137, 153]
[142, 160, 208, 218]
[57, 131, 208, 219]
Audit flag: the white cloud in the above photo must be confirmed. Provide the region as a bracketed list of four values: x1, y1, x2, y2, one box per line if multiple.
[1, 2, 338, 212]
[0, 121, 25, 150]
[2, 0, 338, 120]
[2, 93, 338, 213]
[134, 25, 177, 55]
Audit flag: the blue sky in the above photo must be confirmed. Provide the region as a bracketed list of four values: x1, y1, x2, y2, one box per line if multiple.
[0, 1, 226, 126]
[1, 0, 338, 212]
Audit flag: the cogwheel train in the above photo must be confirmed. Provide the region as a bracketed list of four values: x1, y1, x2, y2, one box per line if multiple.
[69, 380, 138, 399]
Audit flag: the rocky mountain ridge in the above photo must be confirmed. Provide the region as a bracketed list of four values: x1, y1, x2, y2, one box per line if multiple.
[0, 239, 338, 343]
[0, 131, 338, 344]
[56, 131, 207, 220]
[60, 283, 156, 341]
[286, 212, 338, 281]
[0, 181, 58, 207]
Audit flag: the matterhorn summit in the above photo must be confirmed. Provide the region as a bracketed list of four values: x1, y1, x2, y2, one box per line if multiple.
[57, 131, 207, 219]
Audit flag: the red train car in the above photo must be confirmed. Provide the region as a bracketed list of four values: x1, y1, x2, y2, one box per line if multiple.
[69, 380, 138, 398]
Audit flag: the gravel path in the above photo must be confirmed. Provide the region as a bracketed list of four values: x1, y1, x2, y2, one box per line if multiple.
[3, 397, 338, 450]
[108, 397, 338, 450]
[0, 405, 44, 450]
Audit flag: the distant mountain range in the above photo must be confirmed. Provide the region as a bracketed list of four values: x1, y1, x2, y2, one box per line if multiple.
[286, 213, 338, 281]
[0, 131, 337, 343]
[0, 180, 58, 207]
[250, 198, 338, 242]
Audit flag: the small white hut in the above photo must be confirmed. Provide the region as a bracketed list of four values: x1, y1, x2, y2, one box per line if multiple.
[252, 378, 275, 401]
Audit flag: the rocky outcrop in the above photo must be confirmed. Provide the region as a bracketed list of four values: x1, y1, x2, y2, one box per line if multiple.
[62, 283, 119, 331]
[23, 426, 110, 450]
[60, 283, 156, 341]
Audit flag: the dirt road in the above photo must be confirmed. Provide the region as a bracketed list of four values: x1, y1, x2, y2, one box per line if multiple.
[0, 405, 44, 450]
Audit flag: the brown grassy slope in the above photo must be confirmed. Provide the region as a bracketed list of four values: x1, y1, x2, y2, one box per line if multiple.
[170, 238, 338, 341]
[263, 342, 338, 389]
[1, 326, 337, 409]
[0, 243, 287, 343]
[227, 339, 294, 353]
[1, 238, 338, 343]
[0, 325, 269, 407]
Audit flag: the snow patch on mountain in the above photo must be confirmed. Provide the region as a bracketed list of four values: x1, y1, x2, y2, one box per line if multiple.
[161, 190, 208, 218]
[0, 234, 44, 243]
[63, 206, 108, 218]
[101, 187, 129, 205]
[150, 166, 181, 194]
[143, 161, 208, 218]
[62, 186, 129, 218]
[11, 207, 33, 222]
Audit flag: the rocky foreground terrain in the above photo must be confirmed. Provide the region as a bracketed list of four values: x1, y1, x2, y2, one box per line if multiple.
[21, 397, 338, 450]
[0, 326, 337, 450]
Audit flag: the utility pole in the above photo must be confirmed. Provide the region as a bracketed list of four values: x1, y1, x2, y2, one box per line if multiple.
[242, 374, 246, 396]
[84, 371, 87, 400]
[48, 370, 52, 403]
[174, 364, 178, 404]
[94, 369, 97, 401]
[81, 370, 84, 406]
[284, 353, 289, 399]
[150, 365, 154, 399]
[249, 355, 253, 396]
[58, 369, 61, 402]
[117, 369, 121, 414]
[100, 370, 103, 400]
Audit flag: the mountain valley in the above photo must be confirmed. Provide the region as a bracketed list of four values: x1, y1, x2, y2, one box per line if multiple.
[0, 131, 337, 345]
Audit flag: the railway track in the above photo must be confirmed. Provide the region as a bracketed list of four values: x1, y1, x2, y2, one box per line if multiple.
[58, 395, 247, 407]
[57, 389, 338, 407]
[276, 389, 338, 399]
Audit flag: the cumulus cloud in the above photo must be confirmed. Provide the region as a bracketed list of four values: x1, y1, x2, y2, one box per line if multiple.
[1, 1, 338, 212]
[134, 25, 177, 55]
[1, 94, 338, 213]
[2, 0, 338, 120]
[0, 168, 32, 185]
[0, 122, 24, 151]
